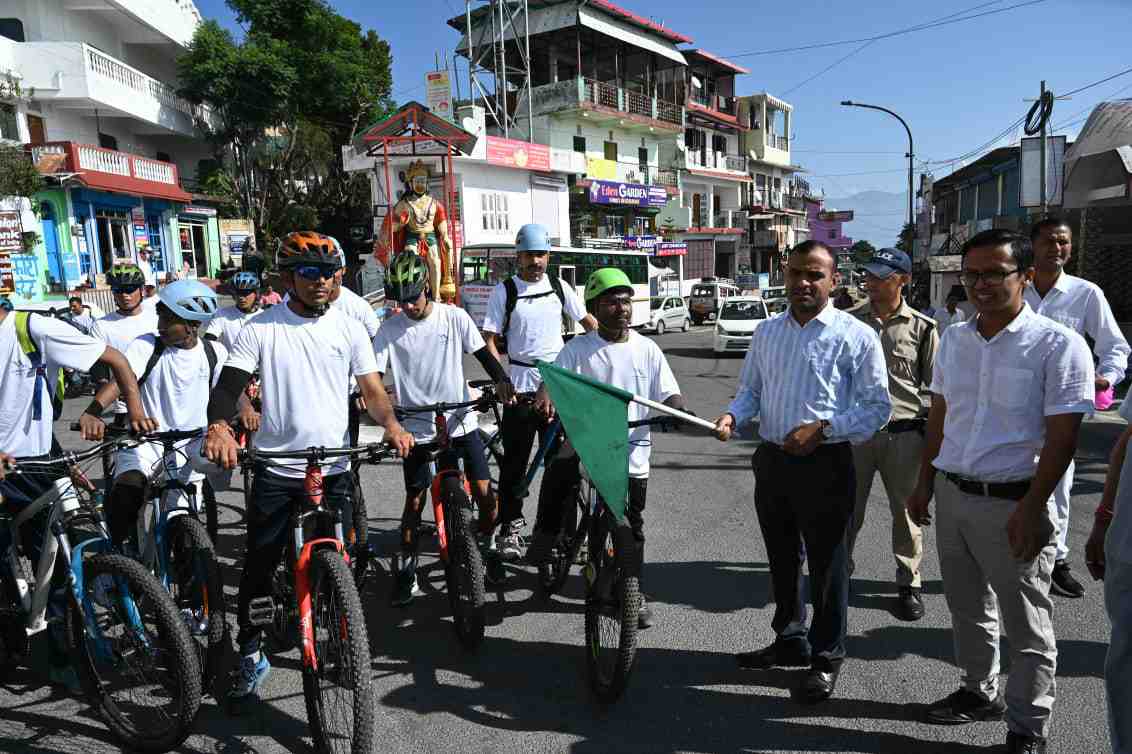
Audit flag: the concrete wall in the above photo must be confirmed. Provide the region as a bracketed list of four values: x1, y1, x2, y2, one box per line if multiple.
[530, 114, 667, 184]
[9, 0, 200, 50]
[458, 162, 537, 247]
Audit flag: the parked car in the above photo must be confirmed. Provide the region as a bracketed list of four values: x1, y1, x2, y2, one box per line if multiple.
[689, 278, 740, 325]
[646, 295, 690, 335]
[713, 296, 769, 353]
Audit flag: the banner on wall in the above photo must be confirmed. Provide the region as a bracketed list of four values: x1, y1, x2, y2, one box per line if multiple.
[486, 136, 551, 172]
[587, 180, 667, 208]
[0, 211, 23, 251]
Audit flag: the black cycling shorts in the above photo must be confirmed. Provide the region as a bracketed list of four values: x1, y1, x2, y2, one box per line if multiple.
[402, 431, 490, 495]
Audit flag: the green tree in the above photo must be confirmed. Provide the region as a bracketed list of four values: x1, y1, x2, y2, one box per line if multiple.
[0, 144, 45, 203]
[850, 239, 876, 264]
[895, 222, 915, 254]
[177, 0, 393, 248]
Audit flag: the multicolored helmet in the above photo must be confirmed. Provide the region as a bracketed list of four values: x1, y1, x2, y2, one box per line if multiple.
[107, 263, 145, 287]
[229, 271, 260, 293]
[275, 231, 341, 269]
[384, 251, 429, 303]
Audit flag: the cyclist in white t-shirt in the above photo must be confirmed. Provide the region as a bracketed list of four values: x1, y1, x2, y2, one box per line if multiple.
[89, 263, 160, 423]
[201, 231, 414, 711]
[530, 268, 685, 630]
[374, 252, 510, 605]
[205, 271, 263, 351]
[79, 280, 224, 548]
[481, 224, 595, 560]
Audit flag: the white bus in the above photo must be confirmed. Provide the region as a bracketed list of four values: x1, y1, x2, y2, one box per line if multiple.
[458, 243, 657, 330]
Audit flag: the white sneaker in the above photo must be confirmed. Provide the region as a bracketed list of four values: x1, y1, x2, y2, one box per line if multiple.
[495, 518, 526, 561]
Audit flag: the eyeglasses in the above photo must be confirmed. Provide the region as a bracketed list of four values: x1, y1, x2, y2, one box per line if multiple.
[959, 267, 1022, 287]
[293, 264, 338, 281]
[111, 285, 142, 294]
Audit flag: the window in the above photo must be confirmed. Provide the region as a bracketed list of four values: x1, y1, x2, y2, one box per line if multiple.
[603, 140, 617, 162]
[0, 19, 24, 42]
[481, 192, 510, 233]
[155, 151, 172, 163]
[0, 103, 18, 141]
[638, 147, 648, 174]
[773, 177, 782, 190]
[98, 132, 118, 150]
[26, 114, 45, 144]
[712, 134, 727, 154]
[755, 174, 767, 188]
[828, 230, 837, 240]
[573, 136, 586, 153]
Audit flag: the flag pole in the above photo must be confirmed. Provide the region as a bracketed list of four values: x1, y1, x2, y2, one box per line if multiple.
[629, 394, 719, 432]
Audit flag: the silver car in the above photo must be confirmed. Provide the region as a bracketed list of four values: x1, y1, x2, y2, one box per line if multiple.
[646, 296, 690, 335]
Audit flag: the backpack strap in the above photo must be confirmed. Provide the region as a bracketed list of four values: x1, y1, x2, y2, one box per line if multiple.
[501, 276, 518, 340]
[500, 275, 570, 341]
[137, 336, 166, 388]
[14, 311, 65, 421]
[201, 337, 218, 386]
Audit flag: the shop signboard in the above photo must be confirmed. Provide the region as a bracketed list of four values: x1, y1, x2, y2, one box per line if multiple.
[587, 180, 667, 208]
[460, 283, 494, 327]
[182, 205, 218, 217]
[0, 211, 23, 251]
[817, 210, 854, 222]
[486, 136, 551, 172]
[654, 241, 687, 257]
[624, 235, 661, 251]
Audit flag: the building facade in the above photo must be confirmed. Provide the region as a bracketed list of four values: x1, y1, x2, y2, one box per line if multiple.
[0, 0, 222, 304]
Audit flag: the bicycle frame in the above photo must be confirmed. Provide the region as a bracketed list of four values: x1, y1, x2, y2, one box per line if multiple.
[424, 413, 471, 565]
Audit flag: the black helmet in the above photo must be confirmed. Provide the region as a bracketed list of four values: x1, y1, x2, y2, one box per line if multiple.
[384, 251, 429, 303]
[107, 263, 145, 287]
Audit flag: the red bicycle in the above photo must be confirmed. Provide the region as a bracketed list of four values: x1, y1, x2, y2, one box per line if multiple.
[239, 443, 392, 753]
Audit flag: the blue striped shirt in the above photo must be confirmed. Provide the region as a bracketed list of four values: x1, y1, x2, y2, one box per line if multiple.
[727, 303, 892, 444]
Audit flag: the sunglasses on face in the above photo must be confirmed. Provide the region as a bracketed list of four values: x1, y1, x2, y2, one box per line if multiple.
[293, 265, 338, 281]
[112, 285, 142, 294]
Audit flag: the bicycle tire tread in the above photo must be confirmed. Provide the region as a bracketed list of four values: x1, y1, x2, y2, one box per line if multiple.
[441, 479, 486, 650]
[165, 515, 227, 694]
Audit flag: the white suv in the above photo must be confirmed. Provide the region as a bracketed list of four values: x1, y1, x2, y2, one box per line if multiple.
[713, 296, 769, 353]
[647, 295, 690, 335]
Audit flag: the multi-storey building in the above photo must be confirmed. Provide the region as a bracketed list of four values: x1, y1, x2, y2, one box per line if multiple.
[0, 0, 223, 303]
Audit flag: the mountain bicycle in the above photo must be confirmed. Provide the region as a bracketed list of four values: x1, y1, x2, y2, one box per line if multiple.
[394, 389, 501, 651]
[239, 443, 391, 754]
[1, 444, 202, 752]
[77, 423, 227, 695]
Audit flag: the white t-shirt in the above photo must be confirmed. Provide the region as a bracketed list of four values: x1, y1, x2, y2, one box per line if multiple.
[332, 286, 381, 340]
[482, 275, 587, 393]
[0, 312, 106, 457]
[126, 335, 227, 431]
[90, 307, 159, 414]
[226, 304, 378, 477]
[205, 305, 260, 352]
[555, 330, 680, 478]
[372, 303, 485, 441]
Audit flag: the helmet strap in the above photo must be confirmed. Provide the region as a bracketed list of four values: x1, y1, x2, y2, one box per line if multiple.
[285, 282, 328, 318]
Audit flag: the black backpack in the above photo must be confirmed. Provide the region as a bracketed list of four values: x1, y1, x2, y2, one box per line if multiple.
[138, 335, 218, 389]
[499, 274, 573, 361]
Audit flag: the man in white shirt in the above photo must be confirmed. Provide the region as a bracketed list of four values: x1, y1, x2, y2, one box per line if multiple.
[374, 252, 509, 605]
[89, 263, 160, 422]
[202, 231, 413, 711]
[909, 229, 1094, 754]
[531, 267, 685, 629]
[79, 280, 224, 547]
[1085, 396, 1132, 754]
[205, 271, 263, 351]
[712, 241, 891, 705]
[481, 224, 595, 560]
[934, 292, 968, 333]
[1024, 216, 1130, 598]
[64, 296, 95, 334]
[0, 294, 153, 691]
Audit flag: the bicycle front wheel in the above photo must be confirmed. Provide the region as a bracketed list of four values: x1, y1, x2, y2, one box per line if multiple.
[583, 511, 639, 703]
[347, 470, 370, 588]
[67, 553, 202, 752]
[540, 489, 585, 596]
[164, 515, 226, 694]
[441, 477, 485, 650]
[302, 548, 375, 754]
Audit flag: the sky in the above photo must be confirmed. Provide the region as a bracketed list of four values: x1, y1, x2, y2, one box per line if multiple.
[193, 0, 1132, 245]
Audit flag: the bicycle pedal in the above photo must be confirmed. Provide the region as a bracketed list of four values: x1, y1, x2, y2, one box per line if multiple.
[247, 597, 275, 627]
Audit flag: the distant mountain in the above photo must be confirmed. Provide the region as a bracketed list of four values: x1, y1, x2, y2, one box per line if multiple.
[821, 190, 908, 248]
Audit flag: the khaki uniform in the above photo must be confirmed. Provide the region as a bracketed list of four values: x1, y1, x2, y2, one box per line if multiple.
[847, 300, 939, 588]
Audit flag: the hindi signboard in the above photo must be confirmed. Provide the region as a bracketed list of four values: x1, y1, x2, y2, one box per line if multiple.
[486, 136, 551, 172]
[426, 70, 453, 123]
[461, 284, 494, 327]
[587, 180, 668, 208]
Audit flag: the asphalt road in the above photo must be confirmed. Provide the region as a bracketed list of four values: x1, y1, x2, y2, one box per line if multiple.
[0, 325, 1118, 754]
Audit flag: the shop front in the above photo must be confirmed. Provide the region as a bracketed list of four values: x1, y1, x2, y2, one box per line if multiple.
[571, 179, 668, 243]
[177, 206, 221, 279]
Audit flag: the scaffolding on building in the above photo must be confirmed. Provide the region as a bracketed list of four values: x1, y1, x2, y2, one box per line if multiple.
[463, 0, 533, 141]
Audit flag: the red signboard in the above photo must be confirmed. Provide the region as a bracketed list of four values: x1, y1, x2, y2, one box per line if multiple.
[485, 136, 551, 172]
[655, 242, 687, 257]
[0, 211, 23, 252]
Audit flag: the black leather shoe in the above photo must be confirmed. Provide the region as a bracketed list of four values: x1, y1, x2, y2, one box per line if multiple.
[1005, 731, 1047, 753]
[897, 586, 925, 621]
[638, 594, 654, 630]
[1051, 560, 1085, 598]
[797, 667, 839, 704]
[924, 688, 1005, 725]
[736, 642, 811, 670]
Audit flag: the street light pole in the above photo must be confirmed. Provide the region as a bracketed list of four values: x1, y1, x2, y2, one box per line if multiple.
[840, 100, 915, 250]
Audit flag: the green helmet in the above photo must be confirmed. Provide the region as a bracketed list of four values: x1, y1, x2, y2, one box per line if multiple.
[385, 251, 429, 303]
[107, 263, 145, 287]
[584, 267, 633, 302]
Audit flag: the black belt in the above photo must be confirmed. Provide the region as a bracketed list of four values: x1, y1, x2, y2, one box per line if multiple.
[509, 358, 537, 368]
[943, 472, 1031, 501]
[882, 418, 926, 434]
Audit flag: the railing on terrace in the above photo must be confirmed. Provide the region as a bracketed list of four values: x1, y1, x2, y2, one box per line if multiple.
[749, 230, 781, 247]
[772, 135, 789, 151]
[85, 45, 194, 119]
[31, 142, 181, 187]
[576, 78, 682, 127]
[724, 154, 748, 172]
[625, 89, 651, 118]
[654, 168, 679, 188]
[690, 94, 737, 116]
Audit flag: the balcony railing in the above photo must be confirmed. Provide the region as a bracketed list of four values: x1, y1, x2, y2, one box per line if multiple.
[625, 89, 651, 118]
[654, 168, 679, 188]
[527, 78, 683, 128]
[85, 45, 201, 123]
[771, 135, 789, 151]
[690, 94, 738, 117]
[749, 230, 781, 247]
[725, 154, 748, 172]
[31, 141, 183, 189]
[687, 151, 748, 173]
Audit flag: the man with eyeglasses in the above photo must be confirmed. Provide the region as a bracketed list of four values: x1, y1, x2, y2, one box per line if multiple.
[908, 229, 1094, 754]
[1024, 216, 1129, 598]
[90, 263, 160, 429]
[200, 231, 414, 712]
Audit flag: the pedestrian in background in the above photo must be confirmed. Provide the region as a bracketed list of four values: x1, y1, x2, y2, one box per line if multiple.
[712, 240, 890, 704]
[934, 292, 968, 333]
[1025, 216, 1129, 598]
[908, 229, 1094, 754]
[847, 248, 939, 621]
[1084, 396, 1132, 754]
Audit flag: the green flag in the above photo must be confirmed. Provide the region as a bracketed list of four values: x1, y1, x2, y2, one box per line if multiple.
[536, 360, 632, 521]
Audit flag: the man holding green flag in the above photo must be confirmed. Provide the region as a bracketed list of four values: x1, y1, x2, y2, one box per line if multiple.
[530, 268, 688, 629]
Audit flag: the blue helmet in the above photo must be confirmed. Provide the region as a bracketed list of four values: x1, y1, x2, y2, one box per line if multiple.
[158, 279, 218, 322]
[515, 223, 551, 253]
[230, 271, 260, 293]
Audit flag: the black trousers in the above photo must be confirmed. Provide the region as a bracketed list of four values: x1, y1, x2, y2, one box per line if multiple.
[497, 402, 550, 527]
[753, 441, 855, 671]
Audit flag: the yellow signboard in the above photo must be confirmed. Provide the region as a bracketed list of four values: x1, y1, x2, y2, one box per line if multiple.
[586, 158, 617, 180]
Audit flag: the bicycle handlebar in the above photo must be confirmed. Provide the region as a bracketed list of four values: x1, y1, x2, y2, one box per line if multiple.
[70, 423, 203, 444]
[237, 443, 398, 465]
[11, 438, 129, 473]
[394, 394, 495, 417]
